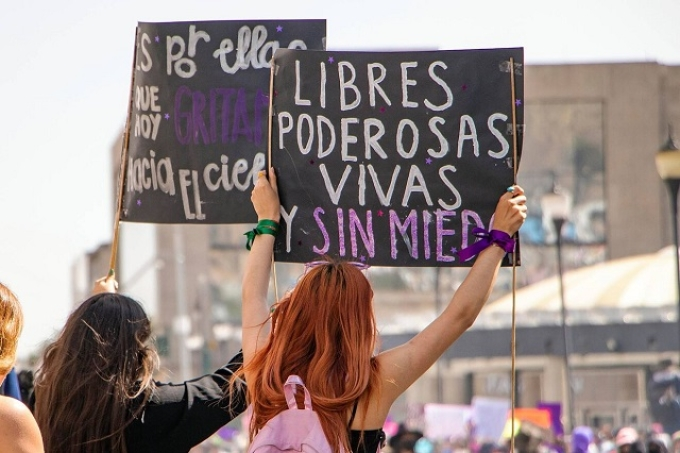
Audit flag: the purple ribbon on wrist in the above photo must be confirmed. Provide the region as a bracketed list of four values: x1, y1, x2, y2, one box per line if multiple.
[457, 228, 515, 260]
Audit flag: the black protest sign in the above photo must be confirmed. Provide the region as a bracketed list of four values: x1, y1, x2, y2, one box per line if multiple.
[271, 48, 523, 267]
[122, 20, 326, 223]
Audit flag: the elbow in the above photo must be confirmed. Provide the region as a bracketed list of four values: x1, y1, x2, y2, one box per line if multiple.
[460, 315, 476, 331]
[458, 303, 484, 329]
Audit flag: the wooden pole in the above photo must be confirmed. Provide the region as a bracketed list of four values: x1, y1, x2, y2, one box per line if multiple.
[268, 59, 279, 301]
[108, 27, 140, 278]
[508, 56, 520, 450]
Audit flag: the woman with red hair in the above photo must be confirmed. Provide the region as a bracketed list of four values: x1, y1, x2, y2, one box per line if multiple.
[238, 168, 527, 453]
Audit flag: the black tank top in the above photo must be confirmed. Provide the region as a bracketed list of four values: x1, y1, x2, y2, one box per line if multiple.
[347, 400, 386, 453]
[349, 429, 386, 453]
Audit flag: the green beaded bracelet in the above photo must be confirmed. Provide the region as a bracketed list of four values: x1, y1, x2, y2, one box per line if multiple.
[244, 219, 280, 250]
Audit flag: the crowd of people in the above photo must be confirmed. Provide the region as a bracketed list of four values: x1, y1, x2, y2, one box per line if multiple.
[1, 174, 528, 452]
[376, 422, 680, 453]
[504, 422, 680, 453]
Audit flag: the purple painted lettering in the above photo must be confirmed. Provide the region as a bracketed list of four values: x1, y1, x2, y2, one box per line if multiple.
[312, 207, 330, 255]
[389, 210, 418, 259]
[337, 208, 346, 257]
[423, 210, 432, 260]
[348, 209, 375, 258]
[175, 86, 193, 145]
[436, 210, 456, 262]
[173, 86, 266, 146]
[192, 91, 210, 144]
[461, 209, 484, 249]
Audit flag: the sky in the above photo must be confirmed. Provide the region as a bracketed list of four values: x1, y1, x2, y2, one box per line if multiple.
[2, 0, 680, 360]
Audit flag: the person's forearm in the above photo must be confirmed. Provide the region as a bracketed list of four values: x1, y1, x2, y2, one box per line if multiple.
[451, 244, 506, 316]
[241, 233, 275, 359]
[417, 246, 504, 351]
[242, 168, 281, 361]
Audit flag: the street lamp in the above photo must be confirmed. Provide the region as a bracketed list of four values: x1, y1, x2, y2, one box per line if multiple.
[541, 182, 575, 434]
[655, 129, 680, 366]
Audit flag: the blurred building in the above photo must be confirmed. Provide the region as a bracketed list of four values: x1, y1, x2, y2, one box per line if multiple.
[91, 61, 680, 429]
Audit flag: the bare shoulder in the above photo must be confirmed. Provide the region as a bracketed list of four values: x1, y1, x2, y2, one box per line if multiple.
[0, 395, 34, 428]
[0, 396, 44, 452]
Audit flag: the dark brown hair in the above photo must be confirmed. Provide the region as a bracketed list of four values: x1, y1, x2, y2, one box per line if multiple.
[35, 293, 158, 453]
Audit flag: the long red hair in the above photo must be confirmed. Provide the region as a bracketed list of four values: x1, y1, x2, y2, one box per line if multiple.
[236, 259, 380, 453]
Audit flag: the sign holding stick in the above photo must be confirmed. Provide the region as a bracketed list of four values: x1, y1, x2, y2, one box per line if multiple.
[271, 47, 524, 267]
[121, 20, 326, 224]
[109, 27, 140, 276]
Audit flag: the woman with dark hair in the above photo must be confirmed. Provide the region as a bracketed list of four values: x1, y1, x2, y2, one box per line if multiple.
[237, 168, 527, 453]
[0, 282, 44, 452]
[34, 281, 247, 453]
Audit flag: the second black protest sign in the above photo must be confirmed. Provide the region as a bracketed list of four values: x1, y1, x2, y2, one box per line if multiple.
[271, 47, 524, 266]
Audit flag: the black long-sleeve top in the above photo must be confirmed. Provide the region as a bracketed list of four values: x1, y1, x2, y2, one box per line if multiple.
[124, 351, 247, 453]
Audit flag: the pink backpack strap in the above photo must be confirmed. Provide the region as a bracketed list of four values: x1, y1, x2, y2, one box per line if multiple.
[283, 375, 312, 410]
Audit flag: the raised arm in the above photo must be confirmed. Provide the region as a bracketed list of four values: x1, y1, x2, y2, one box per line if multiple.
[376, 186, 527, 404]
[241, 168, 281, 365]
